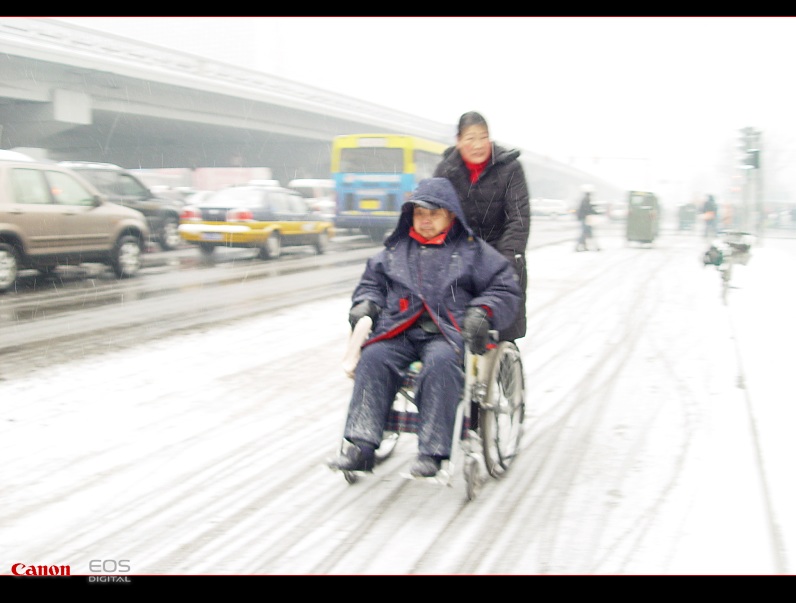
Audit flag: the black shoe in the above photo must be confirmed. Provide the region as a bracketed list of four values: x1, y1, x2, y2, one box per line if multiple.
[410, 454, 442, 478]
[328, 444, 374, 472]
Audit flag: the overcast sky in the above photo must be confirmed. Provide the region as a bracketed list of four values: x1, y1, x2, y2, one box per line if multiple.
[51, 17, 796, 196]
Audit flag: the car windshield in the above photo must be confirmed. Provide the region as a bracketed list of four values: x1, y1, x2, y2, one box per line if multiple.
[200, 187, 263, 207]
[290, 187, 315, 199]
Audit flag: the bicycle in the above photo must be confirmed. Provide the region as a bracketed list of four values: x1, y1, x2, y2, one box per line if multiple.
[702, 230, 754, 304]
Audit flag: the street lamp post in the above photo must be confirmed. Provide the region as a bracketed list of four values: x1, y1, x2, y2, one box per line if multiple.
[738, 127, 763, 241]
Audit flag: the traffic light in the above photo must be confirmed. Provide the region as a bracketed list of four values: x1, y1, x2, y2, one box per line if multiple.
[745, 149, 760, 169]
[738, 127, 761, 169]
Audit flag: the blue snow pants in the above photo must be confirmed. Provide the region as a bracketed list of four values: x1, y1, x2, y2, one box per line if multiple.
[343, 325, 465, 458]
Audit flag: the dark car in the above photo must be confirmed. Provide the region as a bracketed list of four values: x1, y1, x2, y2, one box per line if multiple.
[58, 161, 184, 251]
[178, 184, 334, 259]
[0, 154, 150, 293]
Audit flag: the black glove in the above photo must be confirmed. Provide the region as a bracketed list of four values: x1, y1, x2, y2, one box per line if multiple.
[348, 300, 381, 330]
[462, 306, 490, 355]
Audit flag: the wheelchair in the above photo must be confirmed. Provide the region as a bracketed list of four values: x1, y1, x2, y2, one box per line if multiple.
[335, 318, 525, 501]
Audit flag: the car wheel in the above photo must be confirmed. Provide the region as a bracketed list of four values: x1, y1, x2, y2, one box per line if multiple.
[258, 232, 281, 260]
[314, 230, 329, 254]
[199, 243, 216, 256]
[158, 216, 181, 251]
[0, 243, 19, 294]
[110, 234, 143, 279]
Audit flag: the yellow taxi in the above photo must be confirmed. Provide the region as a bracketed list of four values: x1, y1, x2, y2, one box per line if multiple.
[178, 184, 334, 259]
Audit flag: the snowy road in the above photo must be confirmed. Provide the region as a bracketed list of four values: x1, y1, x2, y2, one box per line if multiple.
[1, 227, 794, 575]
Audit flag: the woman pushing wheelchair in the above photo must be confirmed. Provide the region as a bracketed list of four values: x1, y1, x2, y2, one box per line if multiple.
[328, 178, 522, 479]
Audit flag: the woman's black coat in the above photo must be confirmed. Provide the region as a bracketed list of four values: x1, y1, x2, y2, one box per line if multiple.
[433, 143, 530, 340]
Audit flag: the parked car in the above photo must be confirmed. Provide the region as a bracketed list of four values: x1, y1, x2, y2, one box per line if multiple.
[531, 198, 570, 219]
[0, 154, 150, 293]
[287, 178, 336, 220]
[178, 184, 335, 259]
[58, 161, 184, 251]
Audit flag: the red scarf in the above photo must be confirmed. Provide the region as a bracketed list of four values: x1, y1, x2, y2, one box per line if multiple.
[464, 158, 488, 183]
[409, 225, 450, 245]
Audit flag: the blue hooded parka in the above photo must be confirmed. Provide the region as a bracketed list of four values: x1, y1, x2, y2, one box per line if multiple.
[351, 177, 522, 356]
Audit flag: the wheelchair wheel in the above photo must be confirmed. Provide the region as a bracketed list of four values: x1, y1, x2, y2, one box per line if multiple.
[480, 341, 525, 478]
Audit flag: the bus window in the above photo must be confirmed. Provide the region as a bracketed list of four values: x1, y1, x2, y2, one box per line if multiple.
[331, 134, 446, 241]
[414, 150, 441, 180]
[340, 148, 404, 174]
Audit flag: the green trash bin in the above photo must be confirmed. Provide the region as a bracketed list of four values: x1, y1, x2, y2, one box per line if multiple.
[626, 191, 660, 245]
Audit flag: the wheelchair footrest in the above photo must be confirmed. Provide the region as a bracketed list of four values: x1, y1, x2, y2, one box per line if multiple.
[399, 469, 454, 487]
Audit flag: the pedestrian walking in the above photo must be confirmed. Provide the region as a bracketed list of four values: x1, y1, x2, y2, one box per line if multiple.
[575, 186, 601, 252]
[702, 194, 719, 239]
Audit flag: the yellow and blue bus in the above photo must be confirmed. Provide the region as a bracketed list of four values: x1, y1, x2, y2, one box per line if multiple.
[331, 133, 447, 240]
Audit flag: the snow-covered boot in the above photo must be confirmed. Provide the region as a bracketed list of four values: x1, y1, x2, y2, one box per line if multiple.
[328, 443, 374, 472]
[410, 454, 442, 478]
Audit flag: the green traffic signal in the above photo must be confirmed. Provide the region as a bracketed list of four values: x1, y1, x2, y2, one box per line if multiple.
[745, 149, 760, 169]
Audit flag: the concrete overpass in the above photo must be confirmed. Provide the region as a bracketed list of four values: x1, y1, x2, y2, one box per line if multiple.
[0, 17, 624, 200]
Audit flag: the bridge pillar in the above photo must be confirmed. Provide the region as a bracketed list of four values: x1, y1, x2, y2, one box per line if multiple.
[0, 88, 91, 151]
[51, 89, 91, 125]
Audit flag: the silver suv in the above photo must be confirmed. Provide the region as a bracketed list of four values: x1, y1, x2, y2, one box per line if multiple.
[0, 153, 150, 293]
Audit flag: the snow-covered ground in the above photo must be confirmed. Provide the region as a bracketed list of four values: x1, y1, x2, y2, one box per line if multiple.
[1, 232, 794, 575]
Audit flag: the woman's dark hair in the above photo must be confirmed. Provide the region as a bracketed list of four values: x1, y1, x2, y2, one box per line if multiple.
[457, 111, 488, 136]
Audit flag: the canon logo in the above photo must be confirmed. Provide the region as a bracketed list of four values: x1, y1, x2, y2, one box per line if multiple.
[11, 563, 71, 576]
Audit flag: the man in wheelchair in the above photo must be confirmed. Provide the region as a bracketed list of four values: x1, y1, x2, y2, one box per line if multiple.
[328, 178, 522, 478]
